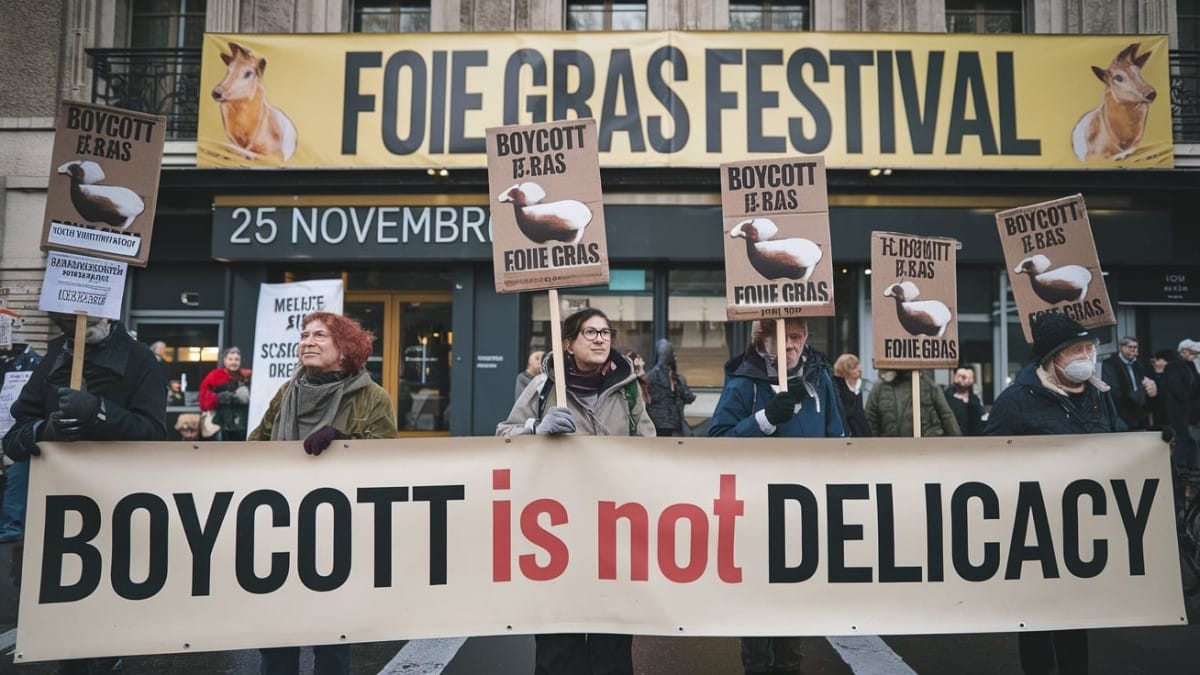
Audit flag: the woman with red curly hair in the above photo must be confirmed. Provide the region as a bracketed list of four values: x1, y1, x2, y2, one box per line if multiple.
[248, 311, 396, 674]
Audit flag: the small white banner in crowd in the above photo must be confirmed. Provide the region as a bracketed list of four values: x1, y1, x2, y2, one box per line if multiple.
[37, 251, 128, 320]
[15, 433, 1184, 662]
[247, 279, 344, 433]
[0, 371, 33, 437]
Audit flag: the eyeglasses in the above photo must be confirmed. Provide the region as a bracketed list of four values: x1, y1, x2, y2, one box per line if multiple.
[580, 327, 616, 342]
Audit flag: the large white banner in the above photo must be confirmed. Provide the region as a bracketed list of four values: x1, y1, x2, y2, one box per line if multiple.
[15, 433, 1185, 663]
[247, 279, 343, 433]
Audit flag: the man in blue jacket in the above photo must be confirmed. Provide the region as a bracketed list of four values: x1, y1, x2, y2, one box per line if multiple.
[709, 317, 843, 674]
[984, 312, 1124, 675]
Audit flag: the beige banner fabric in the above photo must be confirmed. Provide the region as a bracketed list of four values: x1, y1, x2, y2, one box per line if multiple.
[196, 32, 1173, 170]
[16, 433, 1184, 662]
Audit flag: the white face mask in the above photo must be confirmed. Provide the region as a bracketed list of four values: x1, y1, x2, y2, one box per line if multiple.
[1060, 358, 1095, 383]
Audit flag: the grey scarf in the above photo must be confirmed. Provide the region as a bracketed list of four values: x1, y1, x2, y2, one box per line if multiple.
[271, 368, 373, 441]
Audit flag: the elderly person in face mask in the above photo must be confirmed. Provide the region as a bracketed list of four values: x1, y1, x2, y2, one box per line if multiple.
[984, 312, 1125, 675]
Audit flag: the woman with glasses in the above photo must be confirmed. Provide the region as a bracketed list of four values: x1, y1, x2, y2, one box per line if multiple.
[497, 306, 654, 675]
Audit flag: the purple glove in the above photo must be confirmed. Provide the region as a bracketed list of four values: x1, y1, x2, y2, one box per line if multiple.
[303, 425, 349, 456]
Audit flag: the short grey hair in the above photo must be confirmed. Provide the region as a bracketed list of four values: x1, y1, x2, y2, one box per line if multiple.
[1119, 336, 1138, 347]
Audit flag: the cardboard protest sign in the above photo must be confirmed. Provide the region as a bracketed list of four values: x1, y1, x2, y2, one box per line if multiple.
[995, 194, 1115, 342]
[37, 251, 128, 320]
[871, 232, 960, 370]
[41, 101, 166, 267]
[486, 119, 609, 293]
[721, 156, 834, 321]
[247, 279, 344, 433]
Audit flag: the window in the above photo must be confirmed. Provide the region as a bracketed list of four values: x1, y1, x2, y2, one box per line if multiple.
[130, 0, 207, 48]
[127, 313, 224, 408]
[1182, 0, 1200, 50]
[945, 0, 1024, 34]
[565, 0, 647, 30]
[353, 0, 431, 33]
[729, 0, 811, 31]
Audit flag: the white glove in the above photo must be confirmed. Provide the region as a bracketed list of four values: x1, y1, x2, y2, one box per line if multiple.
[535, 407, 576, 435]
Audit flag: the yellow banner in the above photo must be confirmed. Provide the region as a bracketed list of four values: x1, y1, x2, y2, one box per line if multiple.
[15, 433, 1184, 662]
[197, 32, 1172, 170]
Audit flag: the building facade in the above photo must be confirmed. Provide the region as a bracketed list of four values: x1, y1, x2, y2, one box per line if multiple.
[2, 0, 1199, 436]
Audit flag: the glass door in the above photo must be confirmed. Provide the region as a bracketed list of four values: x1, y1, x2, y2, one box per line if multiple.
[345, 292, 452, 436]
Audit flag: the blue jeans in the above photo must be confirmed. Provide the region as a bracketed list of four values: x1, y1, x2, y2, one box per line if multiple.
[259, 645, 350, 675]
[0, 461, 29, 542]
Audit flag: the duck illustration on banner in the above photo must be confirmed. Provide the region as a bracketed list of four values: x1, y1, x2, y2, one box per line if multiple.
[496, 181, 593, 245]
[729, 217, 823, 282]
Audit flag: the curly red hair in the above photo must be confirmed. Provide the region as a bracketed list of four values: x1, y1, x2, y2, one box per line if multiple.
[303, 311, 375, 373]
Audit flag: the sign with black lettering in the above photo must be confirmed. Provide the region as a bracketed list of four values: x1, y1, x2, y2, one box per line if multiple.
[721, 156, 834, 321]
[995, 195, 1115, 342]
[13, 433, 1183, 662]
[196, 33, 1173, 170]
[870, 232, 959, 369]
[247, 279, 344, 432]
[41, 101, 166, 267]
[486, 119, 609, 293]
[37, 251, 128, 320]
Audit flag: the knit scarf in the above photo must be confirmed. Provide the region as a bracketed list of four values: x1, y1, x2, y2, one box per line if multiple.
[272, 368, 373, 441]
[565, 357, 616, 396]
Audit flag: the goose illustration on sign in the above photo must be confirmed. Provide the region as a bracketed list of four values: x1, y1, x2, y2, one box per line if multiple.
[729, 217, 823, 281]
[496, 181, 593, 245]
[883, 281, 953, 337]
[1072, 43, 1157, 162]
[57, 160, 145, 229]
[1013, 254, 1093, 304]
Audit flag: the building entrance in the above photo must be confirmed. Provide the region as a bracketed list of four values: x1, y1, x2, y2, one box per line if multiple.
[345, 292, 452, 436]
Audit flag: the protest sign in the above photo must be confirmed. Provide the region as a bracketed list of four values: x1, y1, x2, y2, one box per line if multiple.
[486, 119, 609, 293]
[37, 251, 128, 320]
[41, 101, 166, 267]
[871, 232, 960, 370]
[15, 433, 1183, 662]
[247, 279, 344, 432]
[0, 371, 33, 437]
[995, 194, 1115, 342]
[721, 156, 834, 322]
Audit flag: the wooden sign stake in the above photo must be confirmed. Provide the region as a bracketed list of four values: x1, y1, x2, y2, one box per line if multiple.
[548, 289, 568, 408]
[69, 311, 87, 389]
[911, 371, 921, 438]
[776, 320, 787, 391]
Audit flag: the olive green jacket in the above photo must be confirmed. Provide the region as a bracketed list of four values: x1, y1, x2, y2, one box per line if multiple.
[248, 374, 398, 441]
[865, 370, 962, 438]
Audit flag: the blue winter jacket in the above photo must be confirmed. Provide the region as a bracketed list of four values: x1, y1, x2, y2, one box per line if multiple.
[709, 346, 845, 438]
[984, 361, 1126, 436]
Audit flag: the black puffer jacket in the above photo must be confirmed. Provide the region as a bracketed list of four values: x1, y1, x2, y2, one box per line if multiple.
[645, 339, 695, 433]
[3, 323, 167, 461]
[984, 361, 1125, 436]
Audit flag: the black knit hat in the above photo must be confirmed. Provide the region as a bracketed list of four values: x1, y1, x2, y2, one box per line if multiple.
[1030, 312, 1096, 364]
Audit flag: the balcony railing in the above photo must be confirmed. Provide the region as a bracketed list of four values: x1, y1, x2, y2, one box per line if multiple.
[87, 48, 201, 141]
[1172, 50, 1200, 144]
[87, 47, 1200, 146]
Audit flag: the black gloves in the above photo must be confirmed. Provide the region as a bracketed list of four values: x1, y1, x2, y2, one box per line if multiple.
[303, 425, 349, 455]
[39, 388, 104, 443]
[764, 391, 799, 425]
[217, 390, 238, 404]
[1163, 427, 1176, 445]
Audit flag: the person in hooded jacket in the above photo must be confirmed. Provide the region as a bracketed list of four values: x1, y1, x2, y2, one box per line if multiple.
[645, 338, 696, 436]
[865, 369, 961, 438]
[497, 307, 654, 675]
[2, 313, 166, 675]
[984, 312, 1125, 675]
[708, 318, 843, 674]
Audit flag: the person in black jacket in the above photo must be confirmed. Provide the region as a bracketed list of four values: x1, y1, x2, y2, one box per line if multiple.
[832, 353, 870, 437]
[1099, 336, 1157, 430]
[984, 313, 1125, 675]
[2, 313, 166, 675]
[1164, 339, 1200, 470]
[645, 339, 696, 436]
[944, 366, 986, 436]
